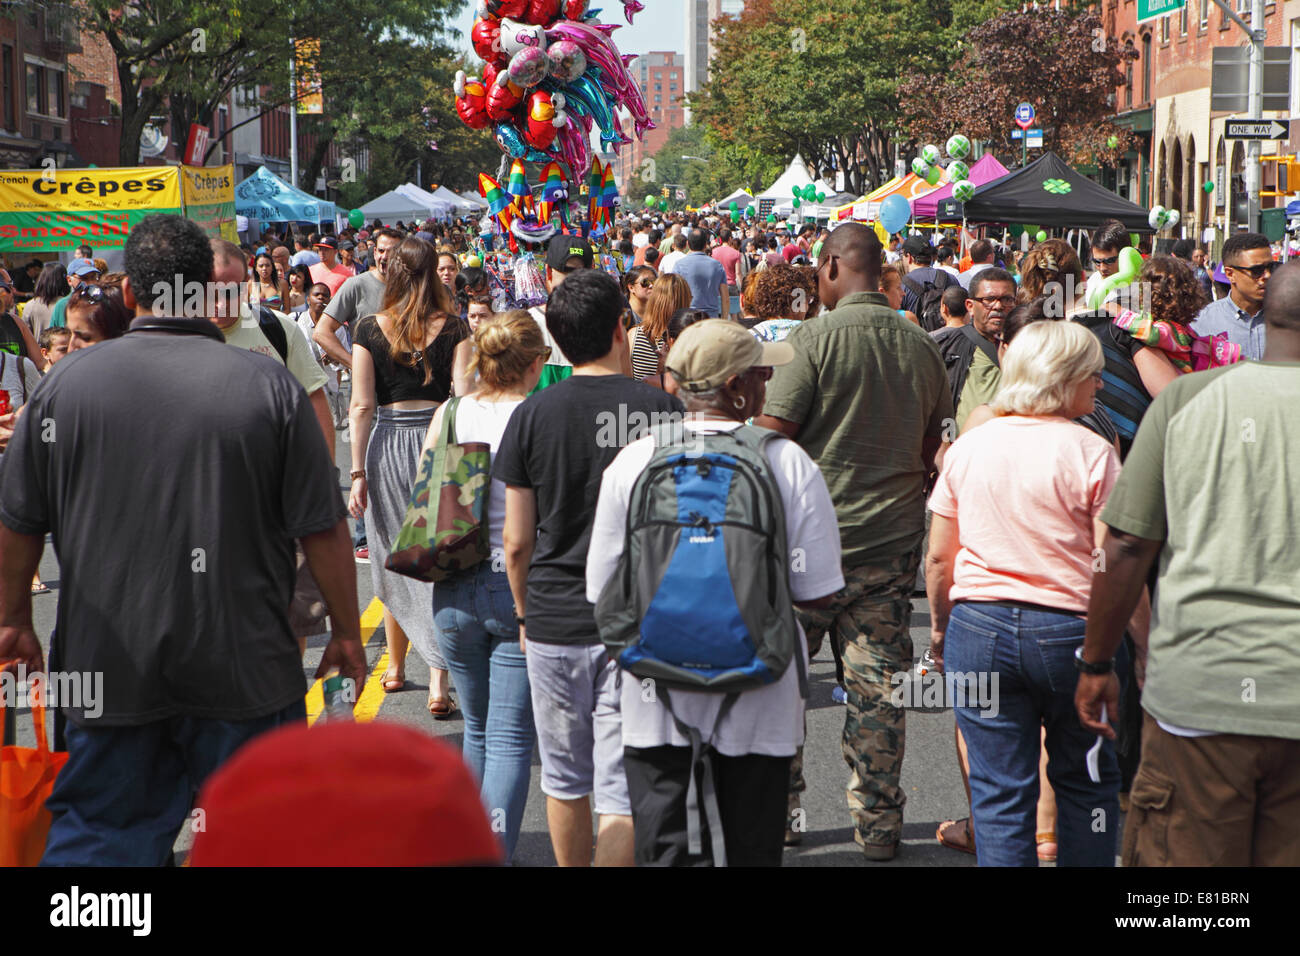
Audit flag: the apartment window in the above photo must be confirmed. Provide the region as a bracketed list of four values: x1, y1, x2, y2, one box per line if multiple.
[1161, 15, 1170, 42]
[1, 46, 12, 132]
[1200, 0, 1208, 28]
[655, 83, 661, 91]
[1142, 32, 1152, 101]
[1125, 60, 1133, 108]
[47, 68, 64, 118]
[26, 63, 42, 114]
[1179, 3, 1188, 34]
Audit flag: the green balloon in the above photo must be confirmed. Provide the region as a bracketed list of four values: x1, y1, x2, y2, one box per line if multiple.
[792, 198, 801, 209]
[1203, 180, 1214, 193]
[1106, 135, 1119, 150]
[729, 201, 738, 211]
[1035, 230, 1047, 242]
[792, 186, 801, 197]
[816, 191, 825, 203]
[925, 165, 941, 186]
[659, 198, 668, 210]
[645, 194, 656, 206]
[767, 213, 776, 223]
[731, 210, 740, 222]
[348, 208, 364, 229]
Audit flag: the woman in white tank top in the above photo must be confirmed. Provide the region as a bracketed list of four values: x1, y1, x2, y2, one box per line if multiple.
[422, 309, 549, 862]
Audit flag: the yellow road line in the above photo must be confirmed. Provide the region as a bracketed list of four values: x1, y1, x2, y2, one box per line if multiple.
[306, 597, 387, 726]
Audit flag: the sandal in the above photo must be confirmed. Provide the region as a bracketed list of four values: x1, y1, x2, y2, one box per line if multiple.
[936, 817, 976, 855]
[1036, 831, 1058, 862]
[31, 581, 50, 594]
[427, 694, 457, 720]
[381, 669, 406, 693]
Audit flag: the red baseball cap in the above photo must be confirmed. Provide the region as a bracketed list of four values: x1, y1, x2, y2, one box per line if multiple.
[189, 720, 503, 866]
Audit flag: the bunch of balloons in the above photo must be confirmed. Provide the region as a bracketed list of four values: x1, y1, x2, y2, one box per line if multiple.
[453, 0, 651, 226]
[790, 183, 826, 210]
[1148, 205, 1181, 231]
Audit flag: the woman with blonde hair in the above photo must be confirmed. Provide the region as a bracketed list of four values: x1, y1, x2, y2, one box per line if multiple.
[628, 272, 690, 381]
[427, 309, 549, 861]
[926, 320, 1127, 867]
[348, 236, 471, 716]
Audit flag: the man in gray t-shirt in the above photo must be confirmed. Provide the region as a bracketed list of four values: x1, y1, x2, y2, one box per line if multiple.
[314, 227, 397, 369]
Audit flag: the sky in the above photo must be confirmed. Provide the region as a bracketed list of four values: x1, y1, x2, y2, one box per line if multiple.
[444, 0, 688, 62]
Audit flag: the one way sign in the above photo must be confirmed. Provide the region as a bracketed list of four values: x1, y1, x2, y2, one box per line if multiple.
[1225, 120, 1289, 140]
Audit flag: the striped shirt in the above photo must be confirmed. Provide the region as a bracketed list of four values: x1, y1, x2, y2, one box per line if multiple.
[1069, 308, 1151, 459]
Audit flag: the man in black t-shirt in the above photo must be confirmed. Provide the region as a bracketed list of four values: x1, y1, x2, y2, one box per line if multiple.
[496, 269, 683, 868]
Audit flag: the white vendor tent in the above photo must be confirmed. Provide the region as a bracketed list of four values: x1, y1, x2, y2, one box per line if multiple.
[359, 187, 439, 223]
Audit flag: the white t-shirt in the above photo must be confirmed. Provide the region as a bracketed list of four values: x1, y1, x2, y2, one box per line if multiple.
[293, 310, 347, 395]
[586, 420, 844, 757]
[0, 351, 40, 411]
[632, 233, 650, 249]
[659, 250, 687, 274]
[453, 396, 525, 558]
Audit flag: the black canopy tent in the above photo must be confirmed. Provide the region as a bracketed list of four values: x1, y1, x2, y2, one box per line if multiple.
[945, 151, 1153, 232]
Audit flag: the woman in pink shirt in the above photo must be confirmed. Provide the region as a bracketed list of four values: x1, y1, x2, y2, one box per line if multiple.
[925, 320, 1126, 867]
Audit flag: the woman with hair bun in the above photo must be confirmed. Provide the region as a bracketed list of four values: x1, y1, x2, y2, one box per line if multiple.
[425, 309, 550, 862]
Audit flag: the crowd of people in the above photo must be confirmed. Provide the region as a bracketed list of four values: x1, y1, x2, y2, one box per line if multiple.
[0, 202, 1296, 869]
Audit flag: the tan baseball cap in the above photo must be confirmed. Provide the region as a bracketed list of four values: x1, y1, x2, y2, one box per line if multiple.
[665, 319, 794, 393]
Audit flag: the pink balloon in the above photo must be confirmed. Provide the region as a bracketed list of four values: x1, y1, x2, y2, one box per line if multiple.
[508, 47, 549, 87]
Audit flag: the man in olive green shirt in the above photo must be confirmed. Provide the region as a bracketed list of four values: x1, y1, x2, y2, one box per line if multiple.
[1078, 261, 1300, 866]
[757, 222, 952, 860]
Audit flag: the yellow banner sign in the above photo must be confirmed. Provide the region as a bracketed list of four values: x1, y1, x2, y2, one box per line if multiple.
[0, 166, 181, 213]
[295, 38, 323, 115]
[182, 164, 237, 242]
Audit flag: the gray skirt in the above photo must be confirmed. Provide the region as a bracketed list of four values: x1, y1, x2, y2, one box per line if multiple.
[365, 405, 444, 671]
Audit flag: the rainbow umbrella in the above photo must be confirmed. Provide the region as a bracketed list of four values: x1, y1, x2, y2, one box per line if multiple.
[506, 159, 532, 214]
[597, 162, 618, 227]
[478, 172, 514, 232]
[538, 161, 567, 225]
[586, 156, 602, 226]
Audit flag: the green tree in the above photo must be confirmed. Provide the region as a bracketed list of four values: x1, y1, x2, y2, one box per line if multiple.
[691, 0, 1015, 196]
[70, 0, 461, 173]
[898, 7, 1137, 167]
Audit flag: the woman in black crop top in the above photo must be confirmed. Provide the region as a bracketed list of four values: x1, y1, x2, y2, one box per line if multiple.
[348, 236, 471, 717]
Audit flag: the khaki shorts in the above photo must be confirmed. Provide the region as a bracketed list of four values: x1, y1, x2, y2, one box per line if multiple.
[289, 544, 329, 639]
[1123, 712, 1300, 866]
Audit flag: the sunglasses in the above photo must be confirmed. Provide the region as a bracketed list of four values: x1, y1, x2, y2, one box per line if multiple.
[636, 279, 654, 288]
[1092, 255, 1119, 266]
[71, 283, 106, 303]
[539, 346, 552, 361]
[1228, 262, 1274, 279]
[972, 294, 1016, 307]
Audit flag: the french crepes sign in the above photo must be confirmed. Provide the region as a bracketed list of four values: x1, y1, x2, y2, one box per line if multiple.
[0, 166, 182, 252]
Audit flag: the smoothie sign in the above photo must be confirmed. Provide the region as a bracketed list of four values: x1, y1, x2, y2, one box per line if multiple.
[0, 166, 183, 252]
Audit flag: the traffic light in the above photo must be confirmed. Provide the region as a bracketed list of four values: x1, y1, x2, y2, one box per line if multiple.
[661, 187, 669, 198]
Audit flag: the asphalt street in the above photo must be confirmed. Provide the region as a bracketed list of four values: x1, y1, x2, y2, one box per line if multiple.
[7, 431, 1011, 867]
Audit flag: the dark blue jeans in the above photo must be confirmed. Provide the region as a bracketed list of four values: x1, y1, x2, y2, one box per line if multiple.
[433, 563, 534, 862]
[946, 602, 1126, 867]
[41, 699, 307, 866]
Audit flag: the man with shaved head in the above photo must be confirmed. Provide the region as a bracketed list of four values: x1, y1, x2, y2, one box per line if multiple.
[1077, 261, 1300, 866]
[756, 221, 953, 860]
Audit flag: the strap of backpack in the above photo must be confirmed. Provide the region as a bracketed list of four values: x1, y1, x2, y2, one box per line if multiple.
[959, 322, 999, 367]
[900, 275, 924, 297]
[257, 306, 289, 364]
[658, 686, 738, 867]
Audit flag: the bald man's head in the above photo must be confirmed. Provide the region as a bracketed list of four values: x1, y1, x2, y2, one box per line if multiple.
[1263, 260, 1300, 331]
[822, 222, 883, 287]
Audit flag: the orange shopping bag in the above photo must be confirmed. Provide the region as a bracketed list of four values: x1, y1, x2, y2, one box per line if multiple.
[1, 671, 69, 866]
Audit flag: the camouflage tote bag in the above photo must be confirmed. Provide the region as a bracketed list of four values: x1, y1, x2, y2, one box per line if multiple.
[385, 397, 491, 582]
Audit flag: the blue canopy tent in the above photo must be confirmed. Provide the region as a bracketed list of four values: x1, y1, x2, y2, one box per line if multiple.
[235, 165, 337, 224]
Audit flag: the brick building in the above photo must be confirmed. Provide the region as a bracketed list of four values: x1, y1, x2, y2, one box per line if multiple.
[0, 4, 75, 169]
[615, 51, 686, 190]
[1105, 0, 1294, 241]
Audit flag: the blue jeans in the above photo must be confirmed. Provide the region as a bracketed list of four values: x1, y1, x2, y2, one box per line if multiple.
[946, 602, 1126, 867]
[354, 512, 367, 549]
[42, 699, 307, 866]
[433, 563, 534, 861]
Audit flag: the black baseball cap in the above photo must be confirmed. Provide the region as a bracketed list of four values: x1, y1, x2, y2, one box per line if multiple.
[314, 235, 339, 250]
[902, 236, 932, 259]
[546, 235, 594, 272]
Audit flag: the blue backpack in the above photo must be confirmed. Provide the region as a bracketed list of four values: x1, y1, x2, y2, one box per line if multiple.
[594, 422, 805, 863]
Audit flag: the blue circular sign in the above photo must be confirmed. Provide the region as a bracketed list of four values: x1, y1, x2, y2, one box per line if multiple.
[1015, 102, 1035, 128]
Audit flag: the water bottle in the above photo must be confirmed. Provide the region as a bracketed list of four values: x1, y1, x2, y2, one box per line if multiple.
[321, 670, 354, 721]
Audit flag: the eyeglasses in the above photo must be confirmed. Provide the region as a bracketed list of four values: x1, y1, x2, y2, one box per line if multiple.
[1092, 255, 1119, 266]
[972, 294, 1016, 307]
[1227, 262, 1274, 279]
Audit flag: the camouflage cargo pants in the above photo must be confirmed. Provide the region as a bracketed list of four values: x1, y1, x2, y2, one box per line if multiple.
[794, 549, 919, 849]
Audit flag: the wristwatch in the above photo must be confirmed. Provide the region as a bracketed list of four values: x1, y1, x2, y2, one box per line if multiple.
[350, 469, 366, 481]
[1074, 646, 1114, 675]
